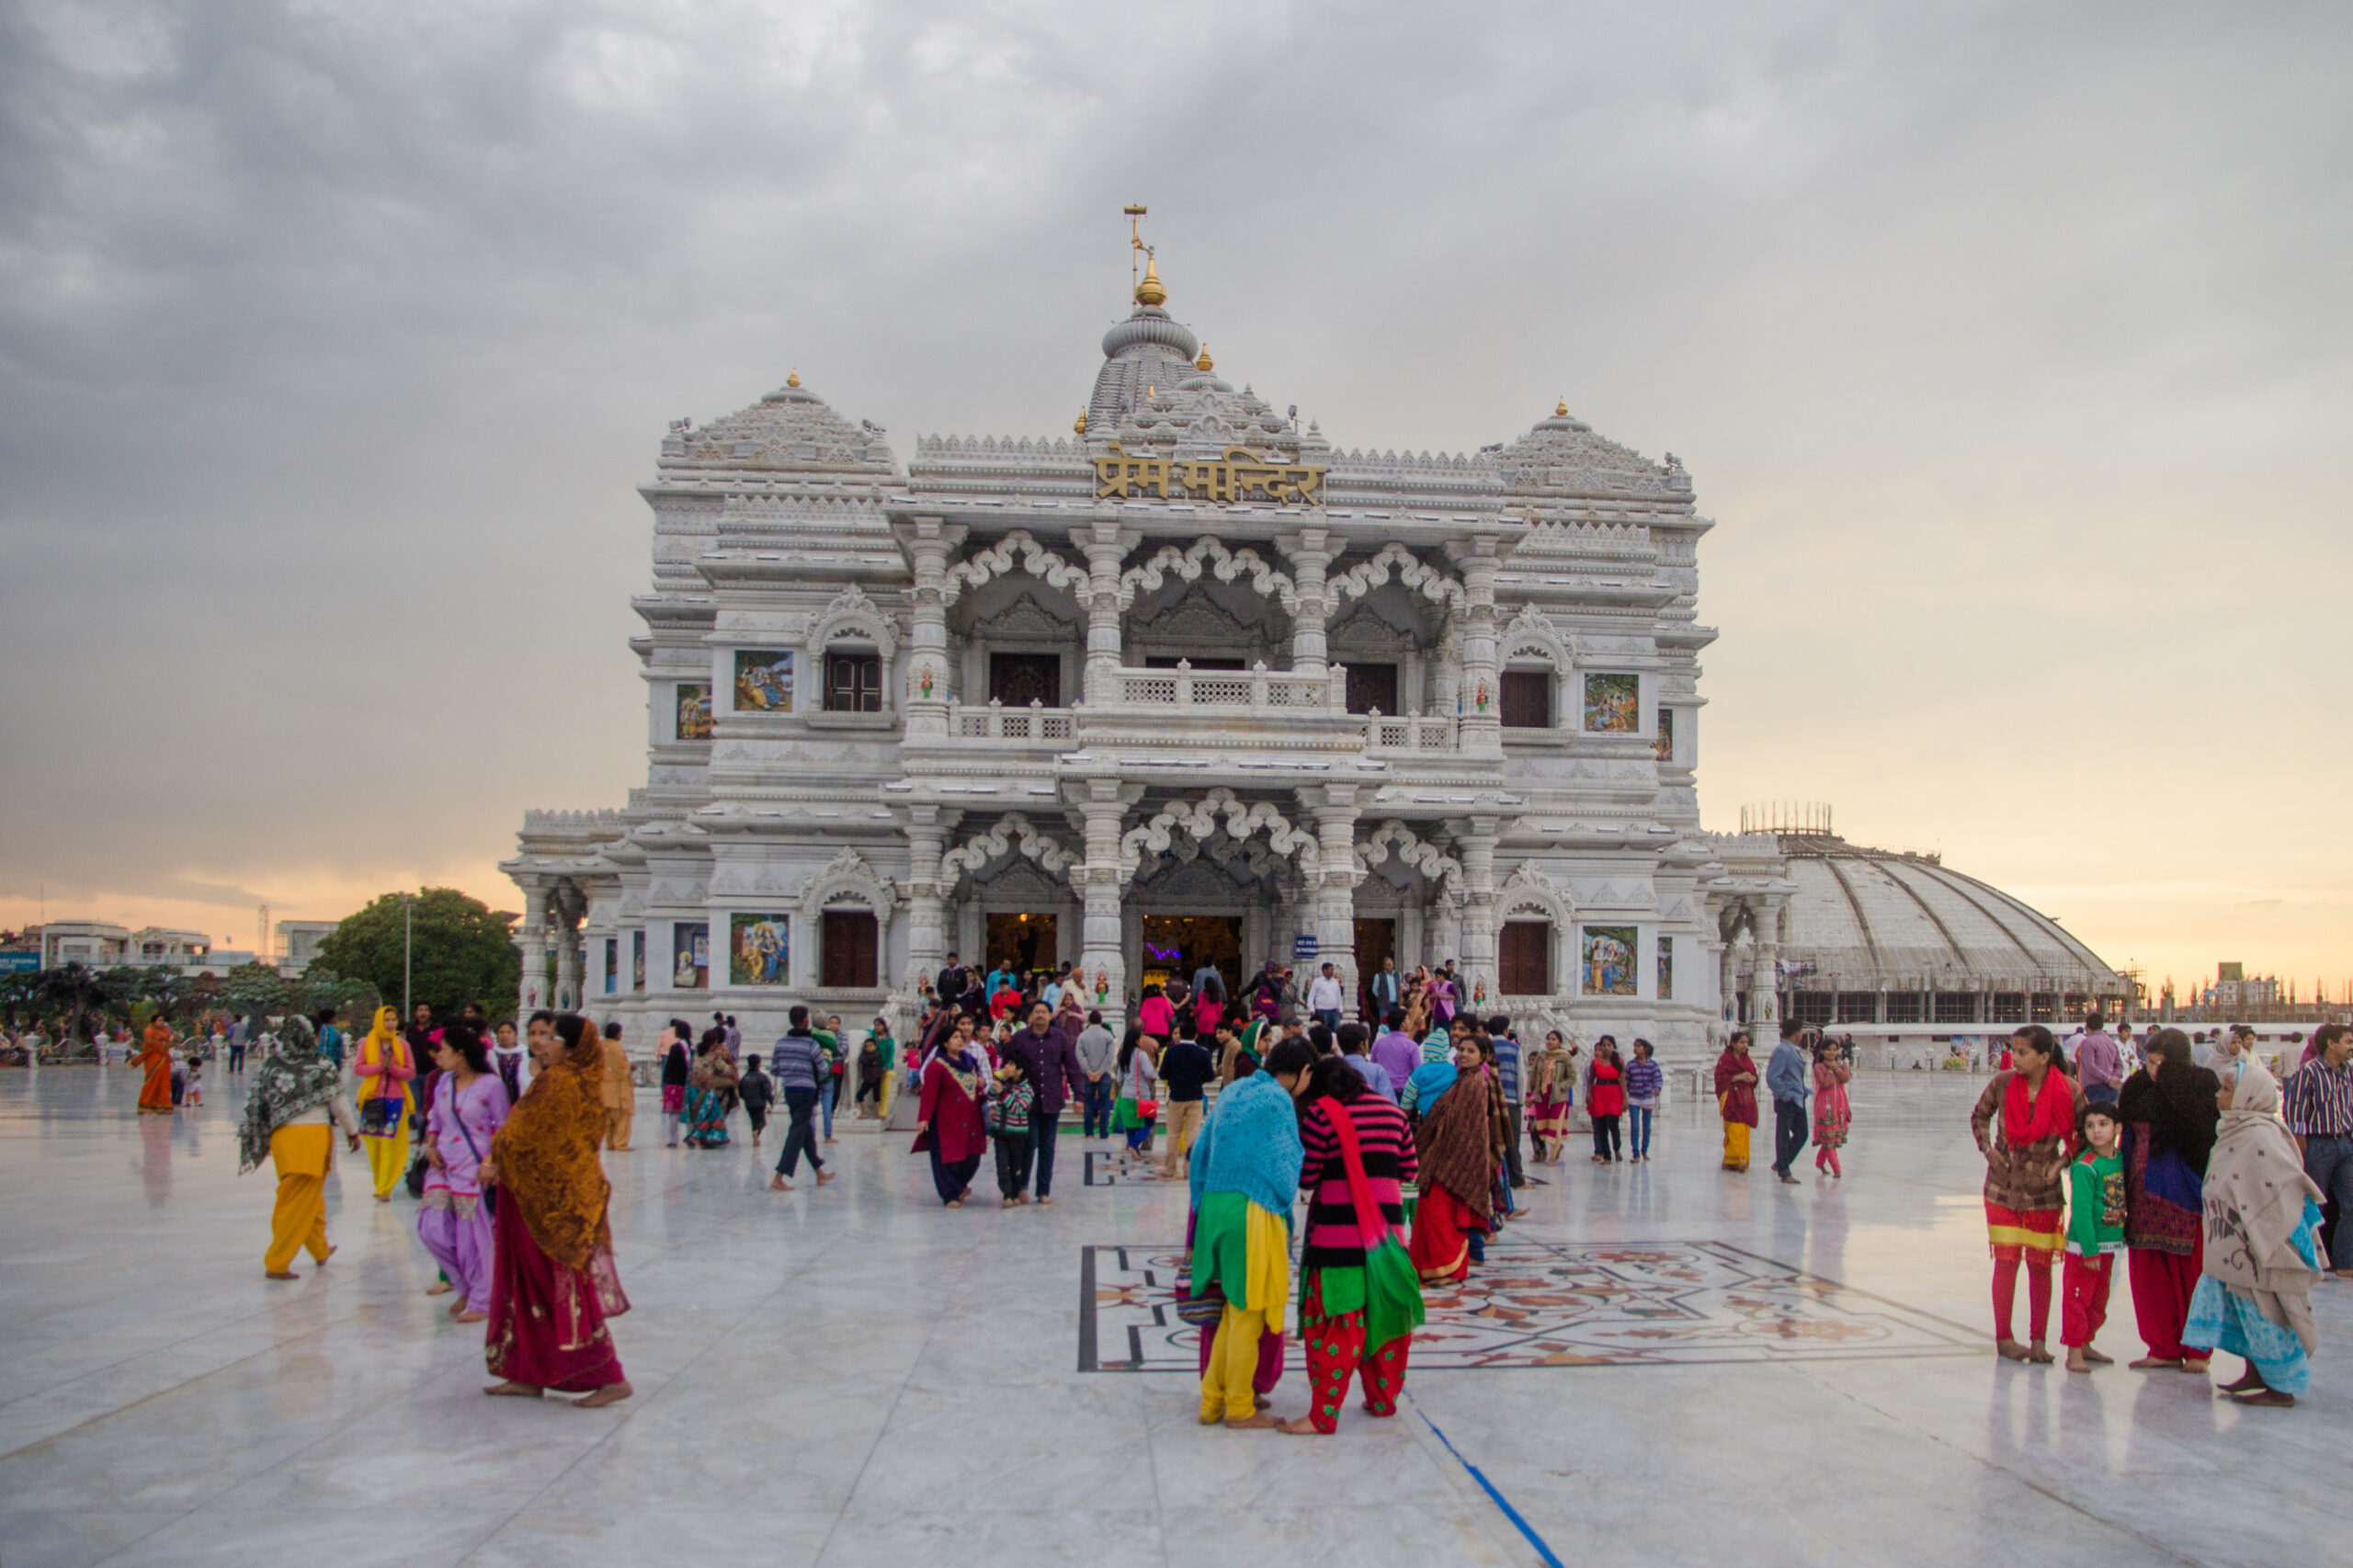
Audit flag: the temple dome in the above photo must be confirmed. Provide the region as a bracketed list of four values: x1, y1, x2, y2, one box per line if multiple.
[1764, 833, 2124, 996]
[660, 376, 898, 475]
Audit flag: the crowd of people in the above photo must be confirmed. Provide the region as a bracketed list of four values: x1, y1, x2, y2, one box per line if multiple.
[75, 960, 2353, 1426]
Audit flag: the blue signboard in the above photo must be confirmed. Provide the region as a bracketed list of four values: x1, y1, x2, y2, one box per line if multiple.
[1291, 933, 1318, 960]
[0, 950, 38, 974]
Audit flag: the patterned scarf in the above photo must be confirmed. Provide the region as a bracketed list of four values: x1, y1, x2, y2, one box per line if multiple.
[1414, 1073, 1495, 1222]
[488, 1056, 612, 1270]
[236, 1017, 339, 1174]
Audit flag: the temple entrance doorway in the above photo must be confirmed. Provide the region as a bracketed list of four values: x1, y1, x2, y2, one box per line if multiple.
[1139, 915, 1243, 997]
[1354, 918, 1396, 1014]
[984, 912, 1057, 983]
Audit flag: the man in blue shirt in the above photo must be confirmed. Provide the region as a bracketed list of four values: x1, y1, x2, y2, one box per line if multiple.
[1336, 1021, 1396, 1104]
[1487, 1014, 1538, 1187]
[1766, 1017, 1813, 1185]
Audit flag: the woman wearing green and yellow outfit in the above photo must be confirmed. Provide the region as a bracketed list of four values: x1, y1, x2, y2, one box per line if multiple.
[1188, 1038, 1313, 1428]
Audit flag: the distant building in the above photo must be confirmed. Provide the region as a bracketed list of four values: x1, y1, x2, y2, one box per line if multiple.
[28, 921, 256, 975]
[276, 920, 339, 974]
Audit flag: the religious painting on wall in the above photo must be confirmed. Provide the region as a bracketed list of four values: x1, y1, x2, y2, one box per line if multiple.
[603, 939, 619, 994]
[1584, 673, 1640, 733]
[1582, 925, 1638, 996]
[733, 650, 794, 713]
[676, 683, 714, 740]
[729, 914, 790, 986]
[672, 923, 709, 989]
[1654, 708, 1674, 763]
[631, 930, 645, 993]
[1657, 936, 1674, 999]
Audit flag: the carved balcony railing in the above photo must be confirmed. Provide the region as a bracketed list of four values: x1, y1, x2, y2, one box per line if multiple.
[1361, 710, 1459, 753]
[947, 699, 1078, 743]
[1114, 661, 1347, 710]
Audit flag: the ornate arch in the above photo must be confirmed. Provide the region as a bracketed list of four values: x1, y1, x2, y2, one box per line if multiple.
[798, 847, 899, 922]
[1495, 860, 1573, 926]
[807, 583, 898, 659]
[941, 530, 1093, 608]
[1120, 788, 1320, 881]
[1324, 542, 1466, 614]
[1355, 820, 1463, 901]
[1118, 536, 1297, 614]
[1499, 602, 1577, 669]
[938, 812, 1077, 893]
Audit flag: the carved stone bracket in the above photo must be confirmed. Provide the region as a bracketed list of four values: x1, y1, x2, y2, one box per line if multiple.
[938, 812, 1078, 893]
[1119, 788, 1321, 881]
[1355, 820, 1464, 902]
[1117, 536, 1298, 615]
[941, 529, 1095, 608]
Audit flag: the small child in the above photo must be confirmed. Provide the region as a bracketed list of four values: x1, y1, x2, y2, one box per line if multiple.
[182, 1051, 203, 1108]
[2063, 1103, 2127, 1373]
[988, 1057, 1036, 1206]
[738, 1054, 773, 1147]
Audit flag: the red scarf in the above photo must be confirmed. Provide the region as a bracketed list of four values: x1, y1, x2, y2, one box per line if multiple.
[2002, 1067, 2074, 1151]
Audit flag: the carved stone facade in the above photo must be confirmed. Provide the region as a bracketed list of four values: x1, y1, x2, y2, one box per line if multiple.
[506, 264, 1781, 1061]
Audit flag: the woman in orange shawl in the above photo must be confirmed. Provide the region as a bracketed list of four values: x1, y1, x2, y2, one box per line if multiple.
[353, 1006, 415, 1199]
[480, 1012, 632, 1406]
[133, 1018, 177, 1112]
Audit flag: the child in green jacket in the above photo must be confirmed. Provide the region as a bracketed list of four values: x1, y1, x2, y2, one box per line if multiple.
[2063, 1103, 2127, 1373]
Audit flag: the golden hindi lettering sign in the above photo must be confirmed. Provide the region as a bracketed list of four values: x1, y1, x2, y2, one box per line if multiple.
[1093, 443, 1324, 506]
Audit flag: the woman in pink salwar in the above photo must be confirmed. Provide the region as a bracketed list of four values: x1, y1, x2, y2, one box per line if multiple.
[418, 1024, 512, 1323]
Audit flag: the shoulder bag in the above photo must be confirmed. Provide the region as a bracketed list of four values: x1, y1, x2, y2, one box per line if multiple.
[1320, 1096, 1427, 1349]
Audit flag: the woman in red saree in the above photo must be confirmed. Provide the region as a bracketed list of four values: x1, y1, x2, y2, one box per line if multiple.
[1408, 1039, 1495, 1283]
[134, 1018, 177, 1113]
[481, 1012, 632, 1406]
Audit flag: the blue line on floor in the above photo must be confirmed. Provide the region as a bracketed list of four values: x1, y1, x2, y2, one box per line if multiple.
[1415, 1403, 1565, 1568]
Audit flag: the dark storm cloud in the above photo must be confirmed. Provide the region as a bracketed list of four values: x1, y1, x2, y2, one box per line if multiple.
[2, 1, 2347, 980]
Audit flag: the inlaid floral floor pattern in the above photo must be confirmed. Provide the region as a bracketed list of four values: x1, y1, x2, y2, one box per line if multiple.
[1080, 1238, 1979, 1371]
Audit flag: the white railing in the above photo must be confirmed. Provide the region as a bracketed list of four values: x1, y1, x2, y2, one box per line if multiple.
[947, 699, 1077, 742]
[1362, 710, 1458, 752]
[1113, 661, 1347, 710]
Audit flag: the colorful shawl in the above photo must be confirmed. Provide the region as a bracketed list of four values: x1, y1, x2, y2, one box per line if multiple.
[235, 1016, 340, 1174]
[2004, 1064, 2076, 1151]
[1187, 1070, 1304, 1218]
[1414, 1074, 1495, 1222]
[2201, 1060, 2325, 1354]
[488, 1042, 612, 1271]
[355, 1006, 412, 1112]
[1714, 1047, 1758, 1126]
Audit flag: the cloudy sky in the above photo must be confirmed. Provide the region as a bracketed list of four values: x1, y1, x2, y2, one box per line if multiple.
[3, 1, 2347, 997]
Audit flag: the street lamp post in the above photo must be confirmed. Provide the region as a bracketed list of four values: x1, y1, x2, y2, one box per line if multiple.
[401, 894, 414, 1019]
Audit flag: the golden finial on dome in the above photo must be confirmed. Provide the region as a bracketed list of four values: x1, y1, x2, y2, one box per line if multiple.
[1554, 397, 1566, 417]
[1196, 344, 1213, 372]
[1146, 384, 1155, 401]
[1135, 256, 1166, 308]
[788, 369, 801, 389]
[1074, 408, 1088, 435]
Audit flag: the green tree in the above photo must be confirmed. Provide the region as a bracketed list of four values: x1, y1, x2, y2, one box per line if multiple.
[220, 961, 291, 1019]
[316, 889, 520, 1022]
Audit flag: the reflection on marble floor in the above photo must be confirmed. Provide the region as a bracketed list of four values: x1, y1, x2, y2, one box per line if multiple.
[1086, 1239, 1979, 1371]
[1, 1067, 2344, 1568]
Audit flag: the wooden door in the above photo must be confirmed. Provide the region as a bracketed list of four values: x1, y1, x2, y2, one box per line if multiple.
[1344, 663, 1399, 715]
[821, 910, 879, 989]
[1498, 921, 1552, 995]
[989, 653, 1061, 708]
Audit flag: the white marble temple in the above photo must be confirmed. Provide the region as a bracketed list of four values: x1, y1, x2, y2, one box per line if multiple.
[0, 1066, 2342, 1568]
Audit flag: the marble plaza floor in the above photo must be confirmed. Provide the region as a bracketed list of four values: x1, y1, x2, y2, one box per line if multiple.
[0, 1067, 2343, 1568]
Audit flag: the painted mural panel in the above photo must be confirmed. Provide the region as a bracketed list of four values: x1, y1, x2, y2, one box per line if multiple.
[1584, 673, 1639, 733]
[676, 683, 714, 739]
[1582, 925, 1639, 996]
[1654, 707, 1674, 762]
[729, 914, 791, 986]
[672, 922, 710, 989]
[733, 650, 795, 713]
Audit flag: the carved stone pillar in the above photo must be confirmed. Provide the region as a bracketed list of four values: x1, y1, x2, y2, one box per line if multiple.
[1072, 521, 1137, 705]
[902, 804, 959, 995]
[1752, 899, 1782, 1027]
[1427, 892, 1461, 971]
[1301, 783, 1362, 1001]
[1718, 937, 1739, 1023]
[902, 517, 966, 738]
[1279, 527, 1335, 682]
[552, 885, 585, 1012]
[1457, 816, 1499, 1006]
[1072, 778, 1144, 1011]
[516, 881, 550, 1017]
[1449, 537, 1504, 753]
[1428, 611, 1461, 720]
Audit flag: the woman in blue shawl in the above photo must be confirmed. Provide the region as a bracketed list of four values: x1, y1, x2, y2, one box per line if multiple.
[1189, 1036, 1314, 1428]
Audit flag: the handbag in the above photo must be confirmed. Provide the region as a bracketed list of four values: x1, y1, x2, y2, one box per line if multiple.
[446, 1081, 498, 1216]
[359, 1096, 401, 1137]
[1320, 1096, 1427, 1349]
[1174, 1277, 1226, 1326]
[1137, 1099, 1161, 1121]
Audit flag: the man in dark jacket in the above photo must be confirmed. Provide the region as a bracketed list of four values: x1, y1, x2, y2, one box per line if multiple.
[1005, 1001, 1087, 1204]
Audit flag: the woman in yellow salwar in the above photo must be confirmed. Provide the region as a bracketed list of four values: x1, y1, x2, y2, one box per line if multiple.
[238, 1016, 359, 1278]
[1188, 1037, 1314, 1429]
[354, 1006, 416, 1201]
[1715, 1030, 1760, 1172]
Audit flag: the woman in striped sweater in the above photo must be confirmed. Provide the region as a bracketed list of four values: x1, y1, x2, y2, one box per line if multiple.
[1279, 1054, 1420, 1436]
